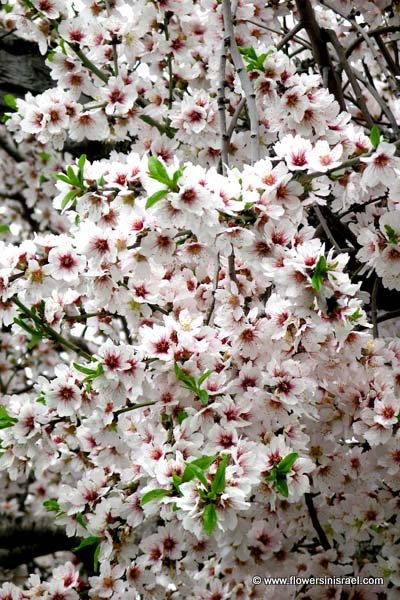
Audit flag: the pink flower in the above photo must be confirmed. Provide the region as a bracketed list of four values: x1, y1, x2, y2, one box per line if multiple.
[274, 134, 312, 171]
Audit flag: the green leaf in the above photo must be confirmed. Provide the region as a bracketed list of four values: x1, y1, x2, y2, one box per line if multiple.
[97, 175, 105, 187]
[275, 478, 289, 497]
[13, 317, 40, 337]
[78, 153, 86, 173]
[0, 406, 17, 429]
[370, 125, 381, 149]
[27, 333, 43, 349]
[43, 499, 60, 512]
[174, 363, 197, 390]
[238, 46, 258, 60]
[55, 173, 73, 184]
[93, 542, 101, 572]
[181, 463, 208, 487]
[0, 224, 10, 234]
[76, 512, 87, 529]
[61, 189, 78, 211]
[177, 410, 189, 424]
[190, 455, 217, 471]
[73, 362, 99, 376]
[311, 255, 328, 291]
[327, 261, 338, 272]
[38, 152, 50, 162]
[145, 189, 168, 209]
[140, 488, 170, 506]
[171, 166, 185, 190]
[4, 94, 17, 111]
[266, 470, 277, 483]
[67, 165, 81, 187]
[211, 454, 228, 495]
[72, 535, 101, 553]
[384, 224, 399, 244]
[276, 452, 298, 475]
[348, 308, 362, 322]
[202, 503, 217, 536]
[197, 369, 213, 386]
[148, 156, 172, 187]
[171, 472, 182, 490]
[198, 389, 209, 405]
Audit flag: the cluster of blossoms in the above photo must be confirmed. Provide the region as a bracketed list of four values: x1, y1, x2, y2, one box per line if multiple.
[0, 0, 400, 599]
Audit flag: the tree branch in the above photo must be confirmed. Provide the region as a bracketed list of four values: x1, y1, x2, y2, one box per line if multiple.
[325, 29, 374, 128]
[0, 524, 77, 570]
[295, 0, 346, 110]
[304, 493, 331, 551]
[371, 277, 379, 338]
[218, 35, 230, 173]
[222, 0, 260, 164]
[204, 252, 221, 326]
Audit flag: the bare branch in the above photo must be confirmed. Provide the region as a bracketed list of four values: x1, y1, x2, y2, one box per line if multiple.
[314, 206, 342, 253]
[319, 0, 396, 91]
[295, 0, 346, 110]
[325, 29, 374, 129]
[204, 252, 221, 326]
[222, 0, 260, 164]
[218, 36, 230, 173]
[226, 96, 246, 140]
[305, 493, 331, 551]
[352, 67, 400, 135]
[276, 22, 304, 51]
[377, 309, 400, 324]
[0, 524, 77, 570]
[228, 245, 238, 283]
[371, 277, 379, 338]
[0, 133, 24, 162]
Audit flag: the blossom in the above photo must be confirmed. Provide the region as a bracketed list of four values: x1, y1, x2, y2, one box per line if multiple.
[307, 141, 343, 172]
[274, 134, 313, 171]
[43, 245, 86, 281]
[361, 142, 400, 187]
[1, 1, 400, 596]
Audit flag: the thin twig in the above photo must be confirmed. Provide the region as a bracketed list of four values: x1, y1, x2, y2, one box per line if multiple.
[218, 36, 230, 173]
[204, 252, 221, 326]
[276, 22, 304, 51]
[228, 245, 238, 283]
[163, 14, 174, 108]
[339, 196, 384, 218]
[11, 297, 94, 362]
[371, 277, 379, 338]
[305, 493, 331, 551]
[0, 134, 24, 163]
[326, 29, 374, 128]
[352, 68, 400, 135]
[114, 400, 157, 417]
[68, 43, 109, 83]
[105, 0, 119, 75]
[295, 0, 346, 110]
[314, 206, 342, 253]
[245, 19, 311, 51]
[319, 0, 396, 91]
[374, 34, 400, 80]
[345, 25, 400, 58]
[227, 97, 246, 140]
[377, 309, 400, 324]
[119, 315, 132, 345]
[222, 0, 259, 164]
